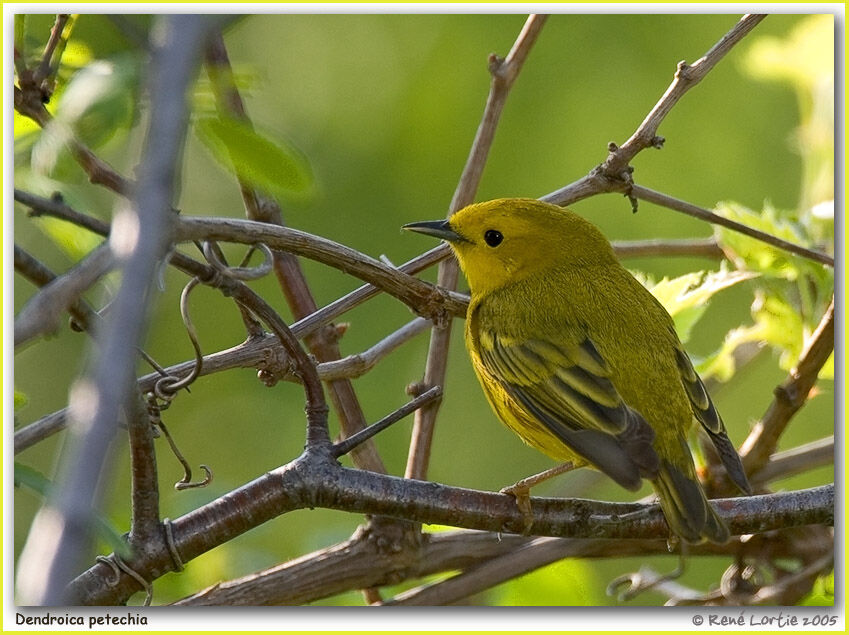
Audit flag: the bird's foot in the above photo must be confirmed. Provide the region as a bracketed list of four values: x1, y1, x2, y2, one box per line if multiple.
[499, 462, 575, 534]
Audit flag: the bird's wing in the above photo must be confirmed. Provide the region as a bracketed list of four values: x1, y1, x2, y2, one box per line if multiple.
[477, 329, 660, 490]
[673, 344, 752, 495]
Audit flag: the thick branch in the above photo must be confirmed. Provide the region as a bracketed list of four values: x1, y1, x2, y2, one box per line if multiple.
[65, 448, 833, 605]
[174, 217, 468, 322]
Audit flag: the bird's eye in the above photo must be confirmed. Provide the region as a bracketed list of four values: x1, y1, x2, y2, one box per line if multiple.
[484, 229, 503, 247]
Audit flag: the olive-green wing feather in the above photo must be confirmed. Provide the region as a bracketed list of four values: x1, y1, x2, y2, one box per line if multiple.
[674, 346, 752, 495]
[478, 330, 660, 490]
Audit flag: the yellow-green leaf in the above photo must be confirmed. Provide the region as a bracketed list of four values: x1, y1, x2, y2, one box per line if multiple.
[194, 115, 314, 202]
[642, 265, 758, 344]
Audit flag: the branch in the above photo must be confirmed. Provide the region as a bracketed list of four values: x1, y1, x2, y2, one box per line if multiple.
[223, 275, 329, 448]
[742, 297, 835, 474]
[406, 13, 548, 481]
[605, 14, 767, 176]
[15, 15, 213, 606]
[33, 14, 72, 99]
[174, 217, 468, 322]
[13, 244, 101, 333]
[333, 386, 443, 458]
[317, 317, 431, 382]
[630, 184, 834, 267]
[750, 436, 833, 487]
[64, 445, 833, 605]
[176, 519, 828, 607]
[126, 394, 161, 548]
[612, 237, 723, 260]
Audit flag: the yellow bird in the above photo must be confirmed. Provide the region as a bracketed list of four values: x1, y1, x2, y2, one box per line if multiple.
[404, 198, 751, 544]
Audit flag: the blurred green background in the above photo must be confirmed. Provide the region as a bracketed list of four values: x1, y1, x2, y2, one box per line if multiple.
[13, 13, 834, 606]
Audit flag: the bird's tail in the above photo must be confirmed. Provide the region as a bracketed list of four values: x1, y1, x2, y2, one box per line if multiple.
[651, 456, 729, 545]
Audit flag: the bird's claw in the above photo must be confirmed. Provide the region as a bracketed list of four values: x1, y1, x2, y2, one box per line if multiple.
[500, 483, 535, 534]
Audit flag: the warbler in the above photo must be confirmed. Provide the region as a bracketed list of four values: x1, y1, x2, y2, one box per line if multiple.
[404, 198, 751, 544]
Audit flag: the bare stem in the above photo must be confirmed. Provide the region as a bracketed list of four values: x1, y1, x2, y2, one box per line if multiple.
[14, 244, 101, 333]
[126, 394, 161, 548]
[751, 436, 833, 486]
[333, 386, 443, 458]
[406, 13, 548, 481]
[630, 184, 834, 267]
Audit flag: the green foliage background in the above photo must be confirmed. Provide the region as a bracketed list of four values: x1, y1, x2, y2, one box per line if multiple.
[13, 13, 834, 606]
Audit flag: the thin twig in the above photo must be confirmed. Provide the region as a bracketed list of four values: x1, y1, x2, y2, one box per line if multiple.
[34, 14, 72, 97]
[631, 184, 834, 267]
[542, 14, 768, 206]
[612, 237, 723, 260]
[406, 13, 548, 481]
[226, 277, 329, 448]
[605, 14, 767, 177]
[318, 318, 431, 381]
[741, 296, 835, 474]
[16, 189, 111, 235]
[333, 386, 443, 458]
[751, 436, 834, 487]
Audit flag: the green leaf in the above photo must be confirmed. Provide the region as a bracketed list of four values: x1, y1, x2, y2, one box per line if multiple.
[31, 54, 140, 176]
[194, 115, 314, 201]
[743, 15, 834, 94]
[714, 201, 813, 282]
[695, 325, 761, 382]
[14, 462, 53, 497]
[696, 291, 806, 381]
[14, 15, 26, 56]
[642, 266, 758, 344]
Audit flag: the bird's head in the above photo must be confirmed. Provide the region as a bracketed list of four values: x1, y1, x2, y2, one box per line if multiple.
[403, 198, 615, 295]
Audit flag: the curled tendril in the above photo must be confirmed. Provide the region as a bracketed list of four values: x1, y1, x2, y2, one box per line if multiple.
[606, 551, 686, 602]
[162, 518, 185, 572]
[202, 240, 273, 281]
[155, 417, 213, 491]
[153, 277, 203, 400]
[95, 553, 153, 606]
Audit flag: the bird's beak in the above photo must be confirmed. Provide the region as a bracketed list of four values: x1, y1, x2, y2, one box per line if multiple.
[402, 219, 465, 243]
